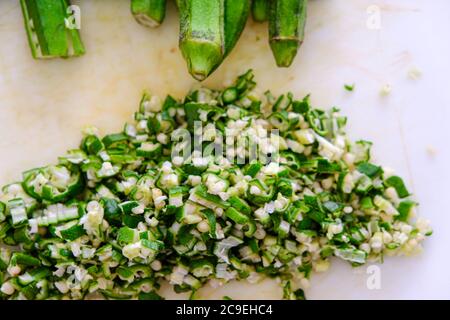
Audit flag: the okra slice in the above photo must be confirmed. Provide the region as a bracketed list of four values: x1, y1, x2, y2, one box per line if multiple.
[0, 69, 431, 301]
[0, 202, 6, 223]
[8, 198, 28, 227]
[22, 165, 83, 203]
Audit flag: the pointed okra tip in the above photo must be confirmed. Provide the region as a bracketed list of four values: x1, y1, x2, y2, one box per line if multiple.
[270, 39, 301, 68]
[180, 40, 224, 81]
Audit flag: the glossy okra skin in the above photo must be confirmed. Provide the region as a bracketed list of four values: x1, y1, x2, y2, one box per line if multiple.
[131, 0, 167, 28]
[20, 0, 85, 59]
[177, 0, 250, 80]
[224, 0, 251, 56]
[19, 0, 309, 79]
[268, 0, 307, 67]
[252, 0, 268, 22]
[177, 0, 225, 81]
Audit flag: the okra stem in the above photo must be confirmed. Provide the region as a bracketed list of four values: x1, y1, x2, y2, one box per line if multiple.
[131, 0, 166, 28]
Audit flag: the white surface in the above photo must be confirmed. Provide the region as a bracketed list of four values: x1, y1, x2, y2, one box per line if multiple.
[0, 0, 449, 299]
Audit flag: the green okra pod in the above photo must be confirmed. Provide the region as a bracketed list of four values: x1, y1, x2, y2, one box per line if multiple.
[224, 0, 251, 56]
[268, 0, 307, 67]
[20, 0, 85, 59]
[131, 0, 166, 28]
[177, 0, 225, 81]
[252, 0, 268, 22]
[177, 0, 250, 80]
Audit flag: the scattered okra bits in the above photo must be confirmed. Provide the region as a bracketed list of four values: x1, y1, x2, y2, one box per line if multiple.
[0, 71, 431, 300]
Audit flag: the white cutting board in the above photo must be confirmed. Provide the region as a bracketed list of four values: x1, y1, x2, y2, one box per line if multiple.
[0, 0, 449, 299]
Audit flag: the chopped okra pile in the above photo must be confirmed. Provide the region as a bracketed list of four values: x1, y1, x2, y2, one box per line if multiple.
[0, 70, 431, 300]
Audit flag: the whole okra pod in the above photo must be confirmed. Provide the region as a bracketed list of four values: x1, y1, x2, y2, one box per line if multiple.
[177, 0, 250, 80]
[177, 0, 225, 80]
[268, 0, 307, 67]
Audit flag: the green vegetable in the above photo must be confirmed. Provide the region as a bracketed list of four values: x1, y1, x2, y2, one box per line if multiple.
[0, 70, 430, 301]
[20, 0, 85, 59]
[397, 200, 416, 222]
[138, 291, 164, 300]
[225, 207, 249, 224]
[22, 165, 83, 203]
[268, 0, 307, 67]
[357, 162, 382, 178]
[59, 223, 85, 241]
[252, 0, 268, 22]
[177, 0, 225, 80]
[20, 0, 310, 80]
[385, 176, 410, 198]
[8, 199, 28, 227]
[9, 253, 41, 268]
[224, 0, 251, 56]
[177, 0, 250, 80]
[131, 0, 166, 28]
[344, 84, 355, 92]
[0, 202, 6, 223]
